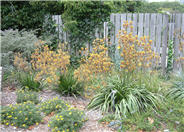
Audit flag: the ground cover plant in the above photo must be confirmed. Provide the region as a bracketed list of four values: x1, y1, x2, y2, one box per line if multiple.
[38, 97, 68, 115]
[0, 101, 42, 129]
[48, 109, 85, 132]
[16, 89, 39, 104]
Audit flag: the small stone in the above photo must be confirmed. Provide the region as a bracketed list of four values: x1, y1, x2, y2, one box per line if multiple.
[164, 129, 170, 132]
[175, 121, 180, 124]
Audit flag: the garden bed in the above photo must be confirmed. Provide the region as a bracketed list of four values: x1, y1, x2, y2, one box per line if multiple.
[1, 86, 114, 132]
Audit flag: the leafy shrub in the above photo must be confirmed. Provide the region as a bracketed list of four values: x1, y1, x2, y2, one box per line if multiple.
[56, 71, 84, 96]
[1, 29, 38, 69]
[48, 109, 85, 132]
[38, 97, 68, 115]
[87, 74, 160, 118]
[167, 73, 184, 101]
[16, 89, 39, 104]
[18, 72, 42, 91]
[0, 101, 42, 129]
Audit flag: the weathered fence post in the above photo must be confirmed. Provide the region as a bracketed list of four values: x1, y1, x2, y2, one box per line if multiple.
[161, 15, 169, 74]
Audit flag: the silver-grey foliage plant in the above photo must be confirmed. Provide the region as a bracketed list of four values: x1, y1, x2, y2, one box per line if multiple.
[1, 29, 38, 70]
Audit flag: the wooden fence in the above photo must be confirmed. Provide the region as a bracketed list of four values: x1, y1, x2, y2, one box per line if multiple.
[52, 13, 184, 72]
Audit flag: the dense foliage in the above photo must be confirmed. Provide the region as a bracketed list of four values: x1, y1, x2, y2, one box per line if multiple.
[1, 102, 42, 129]
[48, 109, 85, 132]
[17, 72, 42, 91]
[38, 97, 68, 115]
[16, 89, 40, 104]
[167, 73, 184, 101]
[1, 1, 64, 35]
[87, 73, 160, 118]
[1, 30, 38, 70]
[61, 1, 111, 51]
[56, 71, 84, 96]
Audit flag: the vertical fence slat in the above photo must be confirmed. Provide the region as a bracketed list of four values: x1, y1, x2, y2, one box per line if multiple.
[144, 13, 150, 37]
[168, 14, 174, 41]
[104, 22, 108, 55]
[156, 14, 162, 56]
[180, 14, 184, 70]
[127, 13, 132, 33]
[58, 15, 62, 41]
[173, 14, 182, 72]
[110, 14, 115, 46]
[168, 23, 173, 41]
[150, 14, 157, 52]
[120, 14, 127, 31]
[161, 15, 169, 73]
[115, 14, 121, 60]
[138, 13, 144, 38]
[133, 14, 138, 36]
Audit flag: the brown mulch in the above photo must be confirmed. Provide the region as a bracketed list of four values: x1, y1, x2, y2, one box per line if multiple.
[1, 87, 114, 132]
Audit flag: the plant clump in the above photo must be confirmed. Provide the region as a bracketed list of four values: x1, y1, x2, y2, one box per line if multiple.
[16, 88, 40, 104]
[87, 74, 160, 118]
[117, 21, 160, 72]
[48, 109, 85, 132]
[17, 72, 42, 91]
[31, 41, 70, 85]
[74, 38, 113, 82]
[0, 101, 42, 129]
[56, 71, 84, 96]
[38, 97, 68, 115]
[74, 39, 113, 97]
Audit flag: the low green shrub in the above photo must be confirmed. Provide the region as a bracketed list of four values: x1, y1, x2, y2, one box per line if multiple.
[1, 29, 38, 70]
[56, 71, 84, 96]
[48, 109, 85, 132]
[18, 72, 42, 91]
[16, 89, 39, 104]
[88, 74, 160, 118]
[38, 97, 68, 115]
[167, 73, 184, 101]
[0, 101, 42, 129]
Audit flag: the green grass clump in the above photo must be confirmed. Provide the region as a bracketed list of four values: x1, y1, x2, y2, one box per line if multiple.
[48, 109, 85, 132]
[56, 71, 84, 96]
[167, 73, 184, 101]
[88, 74, 160, 118]
[38, 97, 68, 115]
[0, 101, 42, 129]
[16, 89, 39, 104]
[18, 72, 42, 91]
